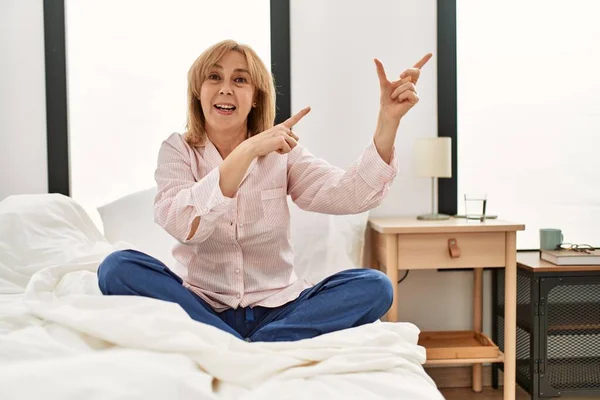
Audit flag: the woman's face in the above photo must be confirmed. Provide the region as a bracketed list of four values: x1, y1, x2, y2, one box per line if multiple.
[200, 51, 256, 134]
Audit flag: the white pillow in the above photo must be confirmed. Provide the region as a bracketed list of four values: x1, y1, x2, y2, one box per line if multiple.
[288, 198, 368, 284]
[0, 194, 115, 294]
[96, 187, 367, 285]
[97, 187, 186, 279]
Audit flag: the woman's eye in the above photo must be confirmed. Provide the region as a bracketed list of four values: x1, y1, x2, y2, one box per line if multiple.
[234, 77, 247, 83]
[208, 74, 220, 80]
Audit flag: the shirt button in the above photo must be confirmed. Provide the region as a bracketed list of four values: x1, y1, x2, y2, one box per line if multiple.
[236, 293, 241, 299]
[235, 269, 240, 274]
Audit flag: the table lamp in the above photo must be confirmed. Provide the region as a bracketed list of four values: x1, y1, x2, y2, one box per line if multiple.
[414, 137, 452, 220]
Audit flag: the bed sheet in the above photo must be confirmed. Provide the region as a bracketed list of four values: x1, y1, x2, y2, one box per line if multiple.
[0, 194, 443, 399]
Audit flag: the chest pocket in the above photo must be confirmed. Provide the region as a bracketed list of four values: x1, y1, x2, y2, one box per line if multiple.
[261, 187, 289, 228]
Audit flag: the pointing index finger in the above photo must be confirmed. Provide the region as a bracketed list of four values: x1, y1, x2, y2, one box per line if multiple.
[282, 106, 311, 129]
[374, 58, 389, 88]
[414, 53, 433, 70]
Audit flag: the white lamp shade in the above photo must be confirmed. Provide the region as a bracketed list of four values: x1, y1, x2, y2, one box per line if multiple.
[414, 137, 452, 178]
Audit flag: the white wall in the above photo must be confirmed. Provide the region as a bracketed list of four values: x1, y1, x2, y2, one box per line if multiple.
[0, 0, 48, 201]
[291, 0, 492, 334]
[457, 0, 600, 250]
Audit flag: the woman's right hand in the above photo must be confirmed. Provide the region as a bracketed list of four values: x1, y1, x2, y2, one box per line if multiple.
[248, 107, 311, 157]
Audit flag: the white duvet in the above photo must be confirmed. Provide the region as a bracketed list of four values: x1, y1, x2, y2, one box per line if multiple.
[0, 194, 443, 400]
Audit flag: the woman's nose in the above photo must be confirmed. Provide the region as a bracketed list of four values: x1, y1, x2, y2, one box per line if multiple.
[219, 83, 233, 95]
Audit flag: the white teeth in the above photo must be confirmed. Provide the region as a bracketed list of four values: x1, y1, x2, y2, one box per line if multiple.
[215, 104, 235, 110]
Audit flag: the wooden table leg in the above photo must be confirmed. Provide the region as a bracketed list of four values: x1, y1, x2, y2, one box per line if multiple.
[472, 267, 483, 392]
[369, 229, 379, 272]
[384, 234, 398, 323]
[504, 231, 517, 400]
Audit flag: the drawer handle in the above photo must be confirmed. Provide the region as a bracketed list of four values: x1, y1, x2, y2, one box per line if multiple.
[448, 238, 461, 258]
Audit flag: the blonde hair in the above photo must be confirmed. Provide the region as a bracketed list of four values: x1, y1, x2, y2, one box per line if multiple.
[184, 40, 276, 147]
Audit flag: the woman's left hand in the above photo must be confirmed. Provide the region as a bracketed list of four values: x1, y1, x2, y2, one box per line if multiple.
[374, 53, 432, 123]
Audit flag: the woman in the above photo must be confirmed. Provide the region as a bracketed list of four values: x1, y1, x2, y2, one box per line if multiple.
[98, 40, 431, 342]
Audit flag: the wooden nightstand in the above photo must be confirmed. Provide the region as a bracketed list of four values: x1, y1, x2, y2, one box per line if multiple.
[368, 217, 525, 400]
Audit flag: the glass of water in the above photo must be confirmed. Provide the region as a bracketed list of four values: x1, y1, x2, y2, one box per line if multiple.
[464, 193, 487, 221]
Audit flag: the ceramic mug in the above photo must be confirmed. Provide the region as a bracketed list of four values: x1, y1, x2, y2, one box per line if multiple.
[540, 228, 563, 250]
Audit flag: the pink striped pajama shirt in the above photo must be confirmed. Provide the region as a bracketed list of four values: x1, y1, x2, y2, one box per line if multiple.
[153, 132, 397, 312]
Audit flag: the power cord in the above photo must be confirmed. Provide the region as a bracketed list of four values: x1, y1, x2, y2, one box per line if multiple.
[397, 270, 409, 284]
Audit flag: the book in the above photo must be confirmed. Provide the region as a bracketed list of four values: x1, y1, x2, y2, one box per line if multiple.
[540, 249, 600, 266]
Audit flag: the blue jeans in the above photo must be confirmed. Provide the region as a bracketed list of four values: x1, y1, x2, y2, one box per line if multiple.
[97, 249, 393, 342]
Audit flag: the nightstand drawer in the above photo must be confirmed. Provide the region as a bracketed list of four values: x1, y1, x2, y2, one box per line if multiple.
[397, 232, 506, 269]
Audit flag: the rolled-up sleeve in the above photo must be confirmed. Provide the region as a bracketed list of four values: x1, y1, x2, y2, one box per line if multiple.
[154, 139, 234, 244]
[287, 139, 398, 214]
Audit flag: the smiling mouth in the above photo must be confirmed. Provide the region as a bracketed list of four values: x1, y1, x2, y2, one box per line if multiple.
[214, 104, 237, 112]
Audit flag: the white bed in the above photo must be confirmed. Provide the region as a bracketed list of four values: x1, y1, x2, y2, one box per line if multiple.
[0, 192, 443, 400]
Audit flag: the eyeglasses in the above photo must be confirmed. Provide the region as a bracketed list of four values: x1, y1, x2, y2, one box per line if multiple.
[555, 243, 595, 254]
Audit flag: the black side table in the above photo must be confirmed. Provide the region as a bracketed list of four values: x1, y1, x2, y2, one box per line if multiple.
[492, 251, 600, 399]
